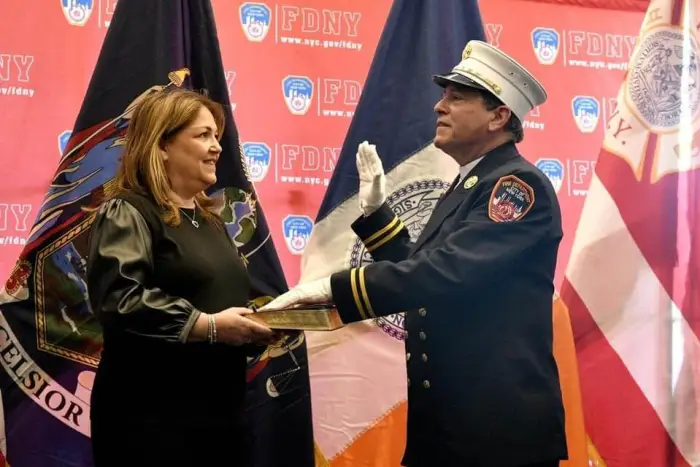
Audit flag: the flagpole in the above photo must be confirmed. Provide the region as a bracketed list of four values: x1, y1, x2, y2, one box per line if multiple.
[670, 2, 697, 460]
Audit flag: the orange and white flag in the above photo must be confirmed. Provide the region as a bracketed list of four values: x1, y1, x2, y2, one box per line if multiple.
[558, 0, 700, 465]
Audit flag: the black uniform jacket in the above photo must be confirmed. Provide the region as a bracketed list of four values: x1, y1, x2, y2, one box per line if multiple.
[330, 142, 568, 467]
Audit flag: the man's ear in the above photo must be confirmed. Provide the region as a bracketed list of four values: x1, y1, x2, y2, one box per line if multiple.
[489, 106, 512, 132]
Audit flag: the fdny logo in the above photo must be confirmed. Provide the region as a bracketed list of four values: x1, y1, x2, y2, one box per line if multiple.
[283, 215, 314, 255]
[282, 76, 314, 116]
[349, 179, 451, 340]
[241, 142, 271, 182]
[535, 158, 564, 193]
[58, 130, 72, 156]
[627, 28, 700, 130]
[531, 27, 559, 66]
[239, 3, 272, 42]
[61, 0, 93, 26]
[571, 96, 600, 133]
[488, 175, 535, 223]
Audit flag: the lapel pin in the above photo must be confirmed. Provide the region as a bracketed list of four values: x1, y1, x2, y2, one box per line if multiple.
[463, 175, 478, 189]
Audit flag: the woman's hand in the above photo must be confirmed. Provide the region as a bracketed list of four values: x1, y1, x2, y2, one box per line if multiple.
[214, 307, 278, 346]
[189, 308, 279, 346]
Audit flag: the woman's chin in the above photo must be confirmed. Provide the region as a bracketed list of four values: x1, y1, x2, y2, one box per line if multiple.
[202, 169, 216, 185]
[196, 173, 217, 190]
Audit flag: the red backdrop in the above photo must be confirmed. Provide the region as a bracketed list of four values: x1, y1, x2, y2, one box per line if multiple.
[0, 0, 647, 289]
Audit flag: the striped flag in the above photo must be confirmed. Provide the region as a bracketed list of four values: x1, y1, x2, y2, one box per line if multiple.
[558, 0, 700, 465]
[298, 1, 486, 465]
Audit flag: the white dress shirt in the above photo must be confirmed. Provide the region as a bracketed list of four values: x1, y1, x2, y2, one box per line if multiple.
[458, 156, 484, 184]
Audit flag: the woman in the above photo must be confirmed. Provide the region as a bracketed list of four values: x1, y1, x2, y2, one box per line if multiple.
[86, 88, 276, 466]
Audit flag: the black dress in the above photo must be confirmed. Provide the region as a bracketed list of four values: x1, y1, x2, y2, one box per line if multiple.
[86, 191, 251, 467]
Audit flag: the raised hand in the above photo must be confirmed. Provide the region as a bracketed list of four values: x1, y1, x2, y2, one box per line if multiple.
[356, 141, 386, 215]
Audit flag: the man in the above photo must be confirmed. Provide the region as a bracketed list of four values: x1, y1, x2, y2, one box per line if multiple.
[262, 40, 567, 467]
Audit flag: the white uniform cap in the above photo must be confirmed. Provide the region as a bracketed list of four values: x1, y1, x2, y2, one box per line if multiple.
[433, 40, 547, 122]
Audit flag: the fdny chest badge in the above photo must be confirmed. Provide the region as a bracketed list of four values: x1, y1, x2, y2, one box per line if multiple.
[488, 175, 535, 222]
[463, 175, 478, 189]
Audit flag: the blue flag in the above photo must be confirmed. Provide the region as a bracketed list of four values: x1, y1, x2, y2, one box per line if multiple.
[303, 0, 487, 281]
[0, 1, 314, 466]
[315, 0, 486, 222]
[300, 1, 486, 464]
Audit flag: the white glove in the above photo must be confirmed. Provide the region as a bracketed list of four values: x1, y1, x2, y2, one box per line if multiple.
[259, 277, 332, 311]
[357, 141, 386, 216]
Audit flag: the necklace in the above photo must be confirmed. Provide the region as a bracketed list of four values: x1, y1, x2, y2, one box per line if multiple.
[180, 208, 199, 228]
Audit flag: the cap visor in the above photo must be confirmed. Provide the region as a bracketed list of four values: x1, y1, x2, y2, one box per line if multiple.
[433, 72, 485, 91]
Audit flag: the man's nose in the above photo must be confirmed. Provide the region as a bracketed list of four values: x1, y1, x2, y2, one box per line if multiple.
[434, 97, 447, 114]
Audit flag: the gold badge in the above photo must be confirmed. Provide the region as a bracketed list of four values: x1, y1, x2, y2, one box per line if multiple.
[462, 44, 472, 60]
[463, 175, 478, 189]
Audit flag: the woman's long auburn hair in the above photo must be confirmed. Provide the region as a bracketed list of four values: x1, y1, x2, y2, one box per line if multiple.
[101, 88, 227, 227]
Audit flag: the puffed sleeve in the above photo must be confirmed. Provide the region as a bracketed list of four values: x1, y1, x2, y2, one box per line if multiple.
[86, 198, 201, 343]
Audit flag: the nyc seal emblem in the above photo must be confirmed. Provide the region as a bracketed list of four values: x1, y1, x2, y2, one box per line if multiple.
[349, 179, 451, 340]
[627, 28, 700, 130]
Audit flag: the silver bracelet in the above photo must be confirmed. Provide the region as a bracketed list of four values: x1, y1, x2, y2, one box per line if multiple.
[207, 314, 217, 344]
[206, 315, 212, 343]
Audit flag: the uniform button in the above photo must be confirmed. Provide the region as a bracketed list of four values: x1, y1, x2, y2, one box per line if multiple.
[421, 353, 428, 362]
[419, 331, 426, 340]
[423, 380, 430, 389]
[406, 353, 411, 361]
[418, 308, 426, 316]
[407, 378, 411, 387]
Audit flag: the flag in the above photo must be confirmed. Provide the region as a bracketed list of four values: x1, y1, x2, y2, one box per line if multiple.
[558, 0, 700, 465]
[298, 1, 485, 465]
[552, 293, 591, 467]
[0, 1, 314, 465]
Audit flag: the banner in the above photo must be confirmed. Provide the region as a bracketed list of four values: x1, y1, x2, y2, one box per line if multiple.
[0, 0, 645, 289]
[0, 0, 652, 465]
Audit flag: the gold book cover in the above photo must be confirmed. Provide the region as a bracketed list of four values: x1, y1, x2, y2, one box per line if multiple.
[248, 304, 344, 331]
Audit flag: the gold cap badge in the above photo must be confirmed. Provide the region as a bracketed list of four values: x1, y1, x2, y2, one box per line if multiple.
[462, 44, 472, 60]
